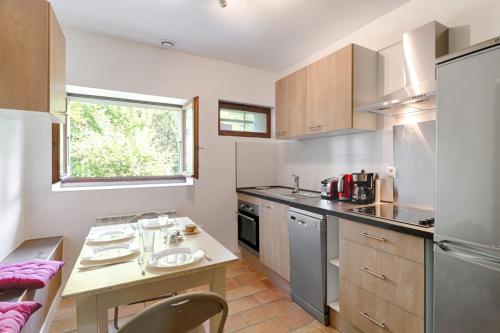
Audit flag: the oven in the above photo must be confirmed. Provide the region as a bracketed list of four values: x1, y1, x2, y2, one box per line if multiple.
[237, 200, 259, 255]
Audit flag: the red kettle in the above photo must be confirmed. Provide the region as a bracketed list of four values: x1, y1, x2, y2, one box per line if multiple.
[338, 174, 353, 201]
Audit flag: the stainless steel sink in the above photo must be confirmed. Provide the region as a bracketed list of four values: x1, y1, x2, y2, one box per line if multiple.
[251, 187, 320, 200]
[275, 192, 321, 200]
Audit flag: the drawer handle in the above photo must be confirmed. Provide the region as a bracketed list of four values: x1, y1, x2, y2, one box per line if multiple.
[308, 125, 323, 131]
[358, 312, 386, 329]
[359, 232, 385, 242]
[358, 266, 386, 280]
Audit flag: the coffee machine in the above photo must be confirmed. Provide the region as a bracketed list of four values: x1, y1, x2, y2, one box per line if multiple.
[321, 177, 339, 200]
[351, 170, 376, 204]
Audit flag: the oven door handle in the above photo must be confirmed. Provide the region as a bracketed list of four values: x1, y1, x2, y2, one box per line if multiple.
[236, 212, 256, 222]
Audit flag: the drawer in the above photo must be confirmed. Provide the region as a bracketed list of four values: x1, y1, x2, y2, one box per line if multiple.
[237, 193, 261, 205]
[340, 278, 424, 333]
[339, 239, 424, 317]
[339, 218, 424, 263]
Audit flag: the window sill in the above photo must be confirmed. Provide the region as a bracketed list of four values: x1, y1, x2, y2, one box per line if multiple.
[52, 178, 194, 192]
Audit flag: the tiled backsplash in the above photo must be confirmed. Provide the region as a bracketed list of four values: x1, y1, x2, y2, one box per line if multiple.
[277, 117, 394, 191]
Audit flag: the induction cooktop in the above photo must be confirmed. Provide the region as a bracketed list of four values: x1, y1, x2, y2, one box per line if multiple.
[347, 204, 435, 228]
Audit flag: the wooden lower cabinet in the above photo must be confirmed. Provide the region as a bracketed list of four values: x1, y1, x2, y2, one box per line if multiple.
[340, 279, 424, 333]
[340, 238, 425, 317]
[237, 194, 290, 281]
[260, 199, 290, 280]
[336, 219, 426, 333]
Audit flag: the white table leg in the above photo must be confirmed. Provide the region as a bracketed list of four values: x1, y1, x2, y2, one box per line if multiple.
[77, 295, 99, 333]
[98, 304, 108, 333]
[209, 266, 226, 333]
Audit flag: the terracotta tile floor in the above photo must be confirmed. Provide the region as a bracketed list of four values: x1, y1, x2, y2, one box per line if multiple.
[49, 259, 338, 333]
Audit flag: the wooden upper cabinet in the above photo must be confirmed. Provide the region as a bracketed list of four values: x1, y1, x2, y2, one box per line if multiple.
[275, 68, 306, 138]
[275, 44, 377, 139]
[306, 45, 353, 134]
[49, 5, 67, 121]
[0, 0, 66, 122]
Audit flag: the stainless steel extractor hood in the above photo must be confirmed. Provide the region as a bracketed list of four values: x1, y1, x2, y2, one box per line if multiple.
[356, 21, 449, 116]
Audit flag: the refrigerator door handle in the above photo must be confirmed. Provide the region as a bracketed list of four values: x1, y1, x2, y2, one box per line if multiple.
[436, 241, 500, 272]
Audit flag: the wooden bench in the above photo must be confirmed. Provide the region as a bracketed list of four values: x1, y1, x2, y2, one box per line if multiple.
[0, 236, 64, 333]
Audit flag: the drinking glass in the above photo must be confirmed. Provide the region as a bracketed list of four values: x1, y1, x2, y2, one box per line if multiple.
[139, 220, 156, 253]
[158, 214, 169, 227]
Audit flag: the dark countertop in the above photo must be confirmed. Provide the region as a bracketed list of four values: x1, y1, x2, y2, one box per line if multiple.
[237, 187, 434, 240]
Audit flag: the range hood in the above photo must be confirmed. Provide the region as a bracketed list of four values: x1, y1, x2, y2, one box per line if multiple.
[356, 21, 449, 116]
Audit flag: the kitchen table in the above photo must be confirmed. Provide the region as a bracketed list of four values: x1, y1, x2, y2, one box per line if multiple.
[62, 218, 238, 333]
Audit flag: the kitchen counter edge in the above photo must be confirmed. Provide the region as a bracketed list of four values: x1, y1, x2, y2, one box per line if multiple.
[237, 187, 434, 240]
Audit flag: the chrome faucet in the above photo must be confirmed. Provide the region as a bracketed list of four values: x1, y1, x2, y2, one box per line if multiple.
[292, 175, 300, 193]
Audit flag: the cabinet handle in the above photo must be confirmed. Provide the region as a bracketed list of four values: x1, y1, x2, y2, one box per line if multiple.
[236, 213, 255, 222]
[276, 131, 287, 137]
[359, 232, 385, 242]
[358, 267, 386, 280]
[308, 125, 323, 131]
[358, 312, 386, 329]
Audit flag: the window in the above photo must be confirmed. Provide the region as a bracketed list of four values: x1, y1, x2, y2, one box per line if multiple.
[218, 101, 271, 138]
[52, 91, 199, 185]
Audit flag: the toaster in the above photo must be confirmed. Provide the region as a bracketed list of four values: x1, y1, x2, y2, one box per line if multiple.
[321, 177, 339, 200]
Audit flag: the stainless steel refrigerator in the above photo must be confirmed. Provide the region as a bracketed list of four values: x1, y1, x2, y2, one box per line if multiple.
[434, 37, 500, 332]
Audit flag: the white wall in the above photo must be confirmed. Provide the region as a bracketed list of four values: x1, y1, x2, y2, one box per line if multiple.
[0, 118, 27, 259]
[280, 0, 500, 77]
[22, 29, 277, 277]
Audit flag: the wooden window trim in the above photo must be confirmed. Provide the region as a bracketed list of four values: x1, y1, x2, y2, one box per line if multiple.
[51, 124, 60, 184]
[52, 94, 198, 184]
[218, 101, 271, 138]
[180, 96, 199, 179]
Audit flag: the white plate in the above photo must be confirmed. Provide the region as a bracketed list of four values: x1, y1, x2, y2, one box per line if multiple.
[80, 243, 140, 265]
[147, 247, 205, 269]
[86, 229, 135, 245]
[139, 219, 174, 230]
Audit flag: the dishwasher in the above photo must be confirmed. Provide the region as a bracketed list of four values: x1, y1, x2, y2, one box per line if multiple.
[288, 207, 328, 325]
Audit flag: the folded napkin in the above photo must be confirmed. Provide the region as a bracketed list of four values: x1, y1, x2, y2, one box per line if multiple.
[0, 301, 41, 333]
[0, 260, 64, 290]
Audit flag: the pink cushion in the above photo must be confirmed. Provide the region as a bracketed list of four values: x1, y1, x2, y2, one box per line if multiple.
[0, 260, 64, 290]
[0, 302, 41, 333]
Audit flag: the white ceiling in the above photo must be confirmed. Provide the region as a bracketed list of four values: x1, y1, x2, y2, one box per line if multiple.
[51, 0, 409, 72]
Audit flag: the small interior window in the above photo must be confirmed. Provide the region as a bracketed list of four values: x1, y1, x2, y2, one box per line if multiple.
[218, 101, 271, 138]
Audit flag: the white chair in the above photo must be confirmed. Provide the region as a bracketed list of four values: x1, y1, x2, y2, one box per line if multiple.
[116, 292, 228, 333]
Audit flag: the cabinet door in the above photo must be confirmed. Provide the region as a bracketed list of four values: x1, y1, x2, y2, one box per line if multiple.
[271, 201, 290, 280]
[259, 201, 273, 268]
[275, 68, 306, 138]
[49, 4, 66, 121]
[306, 44, 353, 134]
[259, 200, 290, 281]
[0, 0, 49, 112]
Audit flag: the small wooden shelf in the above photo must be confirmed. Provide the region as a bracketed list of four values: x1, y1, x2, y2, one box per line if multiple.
[328, 257, 340, 268]
[329, 301, 340, 313]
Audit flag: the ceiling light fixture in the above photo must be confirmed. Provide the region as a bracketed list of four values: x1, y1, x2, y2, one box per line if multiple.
[159, 40, 175, 49]
[218, 0, 227, 8]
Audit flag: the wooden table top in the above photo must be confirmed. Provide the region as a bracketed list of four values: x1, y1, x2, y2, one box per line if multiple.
[62, 218, 238, 298]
